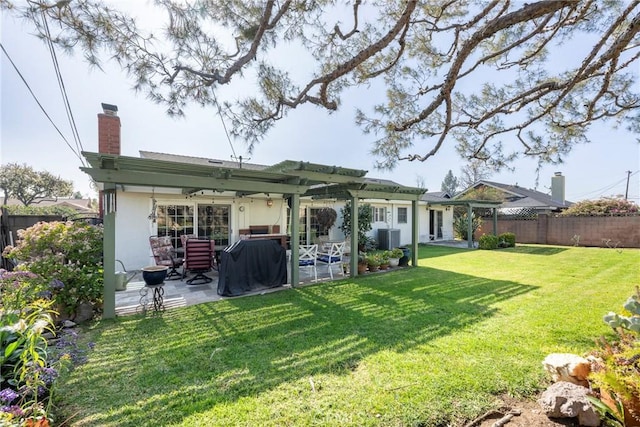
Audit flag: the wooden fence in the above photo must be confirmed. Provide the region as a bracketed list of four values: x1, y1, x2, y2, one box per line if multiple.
[477, 214, 640, 248]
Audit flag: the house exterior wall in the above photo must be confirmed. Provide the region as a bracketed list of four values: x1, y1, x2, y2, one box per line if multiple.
[478, 214, 640, 248]
[115, 192, 155, 269]
[113, 191, 454, 268]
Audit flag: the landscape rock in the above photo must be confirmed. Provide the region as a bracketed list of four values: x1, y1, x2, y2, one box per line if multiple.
[538, 381, 600, 427]
[62, 320, 77, 329]
[73, 301, 95, 323]
[542, 353, 591, 386]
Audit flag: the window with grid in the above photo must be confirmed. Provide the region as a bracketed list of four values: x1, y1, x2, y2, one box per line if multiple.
[397, 207, 408, 224]
[156, 205, 194, 248]
[372, 206, 386, 222]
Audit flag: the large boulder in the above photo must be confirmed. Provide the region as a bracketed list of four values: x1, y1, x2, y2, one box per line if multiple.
[538, 381, 600, 427]
[542, 353, 591, 387]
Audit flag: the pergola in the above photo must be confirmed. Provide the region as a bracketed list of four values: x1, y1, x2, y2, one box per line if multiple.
[425, 199, 503, 248]
[81, 152, 426, 318]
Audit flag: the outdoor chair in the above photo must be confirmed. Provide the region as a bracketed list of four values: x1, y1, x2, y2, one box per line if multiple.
[298, 244, 318, 282]
[149, 235, 183, 280]
[182, 238, 214, 285]
[316, 241, 346, 280]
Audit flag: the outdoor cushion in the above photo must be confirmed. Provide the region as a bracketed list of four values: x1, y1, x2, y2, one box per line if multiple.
[317, 254, 341, 263]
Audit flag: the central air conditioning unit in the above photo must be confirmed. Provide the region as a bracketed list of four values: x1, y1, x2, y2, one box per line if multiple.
[378, 228, 400, 250]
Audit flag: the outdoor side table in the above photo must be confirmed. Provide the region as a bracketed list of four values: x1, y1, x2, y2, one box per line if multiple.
[138, 283, 165, 313]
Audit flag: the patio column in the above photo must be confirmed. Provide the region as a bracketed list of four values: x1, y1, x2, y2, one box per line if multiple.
[411, 199, 419, 266]
[102, 183, 116, 319]
[467, 203, 474, 248]
[350, 196, 359, 277]
[289, 193, 300, 287]
[493, 208, 498, 235]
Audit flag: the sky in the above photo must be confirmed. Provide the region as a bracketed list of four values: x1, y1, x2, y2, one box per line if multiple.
[1, 3, 639, 203]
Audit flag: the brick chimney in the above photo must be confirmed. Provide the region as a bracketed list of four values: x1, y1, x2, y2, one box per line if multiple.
[98, 103, 119, 217]
[98, 103, 120, 155]
[551, 172, 565, 205]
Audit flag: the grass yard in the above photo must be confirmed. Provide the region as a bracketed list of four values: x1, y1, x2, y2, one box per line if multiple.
[54, 244, 639, 426]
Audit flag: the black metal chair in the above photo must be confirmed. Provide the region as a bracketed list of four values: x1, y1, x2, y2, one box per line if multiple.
[149, 235, 183, 280]
[182, 238, 214, 285]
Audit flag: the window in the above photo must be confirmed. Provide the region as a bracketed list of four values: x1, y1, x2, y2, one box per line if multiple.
[372, 206, 386, 223]
[397, 207, 408, 224]
[156, 204, 194, 248]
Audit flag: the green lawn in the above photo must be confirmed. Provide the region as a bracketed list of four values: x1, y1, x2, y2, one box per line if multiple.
[54, 244, 639, 426]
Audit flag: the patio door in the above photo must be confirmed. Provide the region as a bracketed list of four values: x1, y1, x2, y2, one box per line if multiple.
[157, 205, 195, 249]
[298, 207, 328, 245]
[197, 204, 230, 248]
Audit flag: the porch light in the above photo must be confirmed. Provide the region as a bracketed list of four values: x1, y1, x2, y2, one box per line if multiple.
[266, 198, 273, 207]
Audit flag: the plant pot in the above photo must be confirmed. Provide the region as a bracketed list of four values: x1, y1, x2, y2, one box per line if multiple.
[142, 266, 168, 286]
[368, 264, 380, 272]
[388, 258, 400, 267]
[399, 247, 411, 266]
[357, 263, 368, 274]
[379, 263, 389, 270]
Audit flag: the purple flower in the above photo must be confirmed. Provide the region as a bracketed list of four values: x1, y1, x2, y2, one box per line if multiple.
[0, 405, 24, 417]
[39, 367, 58, 385]
[0, 388, 18, 404]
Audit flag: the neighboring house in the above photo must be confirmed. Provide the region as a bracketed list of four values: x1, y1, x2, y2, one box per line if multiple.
[2, 197, 96, 214]
[455, 173, 573, 214]
[91, 104, 452, 270]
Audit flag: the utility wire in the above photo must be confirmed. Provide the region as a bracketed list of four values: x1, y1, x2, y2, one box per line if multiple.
[569, 170, 639, 200]
[211, 88, 238, 161]
[40, 10, 86, 167]
[0, 42, 85, 165]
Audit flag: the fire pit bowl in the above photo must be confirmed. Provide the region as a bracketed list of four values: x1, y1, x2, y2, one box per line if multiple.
[141, 266, 169, 286]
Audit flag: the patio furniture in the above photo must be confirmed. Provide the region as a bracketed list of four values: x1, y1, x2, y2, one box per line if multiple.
[149, 235, 183, 280]
[316, 241, 346, 280]
[217, 239, 287, 297]
[182, 238, 214, 285]
[299, 244, 318, 282]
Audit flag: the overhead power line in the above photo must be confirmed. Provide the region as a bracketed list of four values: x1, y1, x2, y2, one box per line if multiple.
[40, 9, 86, 167]
[569, 170, 639, 200]
[0, 42, 85, 165]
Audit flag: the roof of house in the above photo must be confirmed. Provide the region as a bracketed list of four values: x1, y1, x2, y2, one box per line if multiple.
[421, 191, 451, 202]
[457, 180, 572, 209]
[139, 151, 268, 171]
[2, 198, 95, 212]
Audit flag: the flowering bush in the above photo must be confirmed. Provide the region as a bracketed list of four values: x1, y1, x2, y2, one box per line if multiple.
[2, 221, 103, 319]
[559, 197, 639, 216]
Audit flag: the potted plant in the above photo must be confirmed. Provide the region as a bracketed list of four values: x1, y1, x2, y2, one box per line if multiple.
[366, 254, 381, 272]
[379, 251, 390, 270]
[357, 252, 368, 274]
[388, 248, 403, 267]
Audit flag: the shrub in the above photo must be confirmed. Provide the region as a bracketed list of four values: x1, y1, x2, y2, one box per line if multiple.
[453, 212, 482, 241]
[478, 234, 499, 250]
[498, 232, 516, 248]
[340, 202, 373, 244]
[2, 221, 103, 319]
[588, 287, 640, 427]
[560, 197, 639, 216]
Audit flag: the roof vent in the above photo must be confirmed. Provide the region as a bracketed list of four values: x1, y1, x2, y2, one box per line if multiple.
[101, 103, 118, 116]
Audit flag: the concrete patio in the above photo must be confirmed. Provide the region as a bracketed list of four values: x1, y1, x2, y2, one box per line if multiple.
[115, 259, 349, 316]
